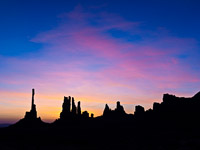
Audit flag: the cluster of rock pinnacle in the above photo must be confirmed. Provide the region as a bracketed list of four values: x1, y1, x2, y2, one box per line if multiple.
[11, 88, 200, 128]
[60, 96, 93, 120]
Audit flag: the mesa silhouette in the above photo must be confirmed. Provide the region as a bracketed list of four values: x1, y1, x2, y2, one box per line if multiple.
[9, 88, 200, 129]
[2, 89, 200, 150]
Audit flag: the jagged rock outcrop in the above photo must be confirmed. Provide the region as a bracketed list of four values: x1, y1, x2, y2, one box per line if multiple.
[11, 89, 200, 129]
[58, 96, 93, 123]
[103, 104, 111, 116]
[5, 90, 200, 150]
[134, 105, 145, 116]
[136, 91, 200, 128]
[82, 111, 89, 119]
[115, 101, 126, 114]
[160, 92, 200, 113]
[60, 96, 71, 119]
[91, 113, 94, 118]
[10, 89, 46, 128]
[102, 101, 127, 119]
[153, 102, 160, 111]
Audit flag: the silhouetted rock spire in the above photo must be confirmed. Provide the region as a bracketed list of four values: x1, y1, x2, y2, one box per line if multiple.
[153, 102, 160, 111]
[59, 96, 92, 121]
[72, 97, 76, 115]
[7, 90, 200, 150]
[115, 101, 126, 114]
[11, 89, 200, 131]
[60, 96, 71, 119]
[11, 89, 46, 128]
[103, 104, 111, 116]
[24, 89, 37, 120]
[67, 96, 71, 113]
[77, 101, 81, 116]
[31, 89, 35, 109]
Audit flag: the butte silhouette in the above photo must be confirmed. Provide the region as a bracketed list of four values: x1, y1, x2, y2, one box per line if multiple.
[8, 88, 200, 129]
[2, 89, 200, 150]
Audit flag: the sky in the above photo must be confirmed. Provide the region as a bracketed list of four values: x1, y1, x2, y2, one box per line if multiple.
[0, 0, 200, 123]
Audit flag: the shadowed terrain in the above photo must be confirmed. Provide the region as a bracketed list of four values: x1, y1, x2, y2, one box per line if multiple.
[1, 89, 200, 150]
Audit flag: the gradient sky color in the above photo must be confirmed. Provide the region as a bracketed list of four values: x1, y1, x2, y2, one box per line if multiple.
[0, 0, 200, 123]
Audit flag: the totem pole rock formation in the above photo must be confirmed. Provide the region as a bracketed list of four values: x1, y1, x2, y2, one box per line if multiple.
[72, 97, 76, 115]
[10, 89, 200, 129]
[77, 101, 81, 116]
[60, 96, 71, 119]
[10, 89, 46, 128]
[24, 89, 37, 120]
[59, 96, 91, 121]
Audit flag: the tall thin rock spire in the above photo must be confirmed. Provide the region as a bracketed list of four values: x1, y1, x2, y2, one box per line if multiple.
[24, 88, 37, 119]
[31, 89, 35, 110]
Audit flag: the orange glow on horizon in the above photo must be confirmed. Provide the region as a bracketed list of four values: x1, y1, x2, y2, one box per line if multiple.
[0, 89, 198, 124]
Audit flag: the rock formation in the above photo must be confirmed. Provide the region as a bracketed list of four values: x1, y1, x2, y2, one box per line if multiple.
[82, 111, 89, 118]
[153, 102, 160, 111]
[77, 101, 81, 116]
[60, 96, 70, 119]
[91, 113, 94, 118]
[103, 104, 111, 116]
[103, 101, 127, 118]
[59, 96, 92, 122]
[24, 89, 37, 120]
[11, 89, 46, 128]
[134, 91, 200, 127]
[192, 91, 200, 100]
[134, 105, 145, 117]
[10, 88, 200, 129]
[72, 97, 76, 115]
[115, 101, 126, 115]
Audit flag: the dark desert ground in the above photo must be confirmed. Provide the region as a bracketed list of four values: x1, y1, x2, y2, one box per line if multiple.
[1, 89, 200, 150]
